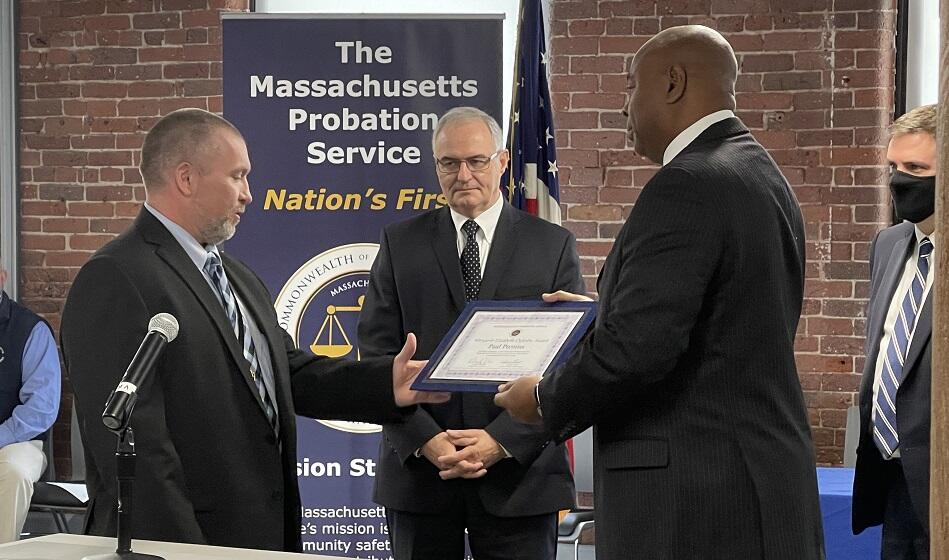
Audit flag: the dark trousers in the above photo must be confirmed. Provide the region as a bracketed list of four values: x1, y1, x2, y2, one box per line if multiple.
[384, 485, 558, 560]
[881, 460, 929, 560]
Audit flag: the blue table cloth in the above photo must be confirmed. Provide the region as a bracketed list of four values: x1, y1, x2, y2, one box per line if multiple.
[818, 467, 881, 560]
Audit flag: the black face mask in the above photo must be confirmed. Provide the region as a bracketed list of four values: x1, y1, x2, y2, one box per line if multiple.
[889, 170, 936, 223]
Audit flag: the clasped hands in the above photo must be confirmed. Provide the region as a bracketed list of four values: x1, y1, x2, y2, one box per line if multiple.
[421, 429, 506, 480]
[414, 290, 594, 478]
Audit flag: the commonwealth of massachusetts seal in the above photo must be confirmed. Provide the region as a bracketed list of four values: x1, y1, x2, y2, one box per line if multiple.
[275, 243, 380, 434]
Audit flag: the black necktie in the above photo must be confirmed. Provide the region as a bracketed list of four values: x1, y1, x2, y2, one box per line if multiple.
[460, 220, 481, 302]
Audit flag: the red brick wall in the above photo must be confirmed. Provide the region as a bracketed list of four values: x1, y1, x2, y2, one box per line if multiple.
[551, 0, 896, 465]
[15, 0, 894, 476]
[16, 0, 247, 477]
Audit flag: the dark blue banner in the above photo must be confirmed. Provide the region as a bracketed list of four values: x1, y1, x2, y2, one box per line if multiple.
[223, 15, 502, 557]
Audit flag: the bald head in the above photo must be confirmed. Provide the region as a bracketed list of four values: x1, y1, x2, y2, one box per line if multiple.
[624, 25, 738, 163]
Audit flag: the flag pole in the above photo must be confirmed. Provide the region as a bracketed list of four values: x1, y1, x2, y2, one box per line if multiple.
[506, 0, 526, 203]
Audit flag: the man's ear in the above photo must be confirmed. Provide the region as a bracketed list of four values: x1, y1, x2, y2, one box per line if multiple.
[498, 149, 510, 173]
[173, 161, 196, 197]
[666, 64, 686, 104]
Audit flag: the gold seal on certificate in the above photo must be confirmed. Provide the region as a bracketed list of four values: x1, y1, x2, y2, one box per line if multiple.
[411, 301, 597, 392]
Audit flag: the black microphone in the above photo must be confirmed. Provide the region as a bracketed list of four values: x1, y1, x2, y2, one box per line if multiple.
[102, 313, 179, 433]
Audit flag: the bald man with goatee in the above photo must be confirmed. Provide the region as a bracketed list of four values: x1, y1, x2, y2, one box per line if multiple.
[496, 25, 825, 559]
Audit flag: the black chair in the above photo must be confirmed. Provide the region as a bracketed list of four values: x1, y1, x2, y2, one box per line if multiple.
[556, 428, 596, 560]
[28, 407, 87, 533]
[557, 510, 595, 560]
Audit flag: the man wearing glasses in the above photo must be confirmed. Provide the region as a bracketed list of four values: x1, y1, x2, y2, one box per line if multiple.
[358, 107, 583, 560]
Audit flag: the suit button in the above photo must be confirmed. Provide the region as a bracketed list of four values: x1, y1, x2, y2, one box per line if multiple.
[266, 433, 277, 445]
[272, 489, 282, 501]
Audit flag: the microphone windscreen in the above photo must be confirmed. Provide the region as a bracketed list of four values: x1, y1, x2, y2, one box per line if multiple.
[149, 313, 179, 342]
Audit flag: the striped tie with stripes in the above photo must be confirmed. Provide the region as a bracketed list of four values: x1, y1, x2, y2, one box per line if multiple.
[204, 252, 279, 435]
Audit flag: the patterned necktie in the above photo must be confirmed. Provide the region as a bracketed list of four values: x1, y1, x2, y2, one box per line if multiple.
[461, 220, 482, 302]
[873, 237, 934, 458]
[204, 252, 278, 435]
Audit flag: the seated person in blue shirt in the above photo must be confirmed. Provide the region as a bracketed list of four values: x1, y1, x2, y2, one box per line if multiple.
[0, 264, 62, 543]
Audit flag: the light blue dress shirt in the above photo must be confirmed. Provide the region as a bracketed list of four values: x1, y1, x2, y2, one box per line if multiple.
[0, 292, 62, 448]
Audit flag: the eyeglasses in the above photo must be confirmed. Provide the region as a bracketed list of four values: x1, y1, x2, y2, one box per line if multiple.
[434, 150, 503, 174]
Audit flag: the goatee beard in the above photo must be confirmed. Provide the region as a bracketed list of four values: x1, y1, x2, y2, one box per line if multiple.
[200, 218, 236, 246]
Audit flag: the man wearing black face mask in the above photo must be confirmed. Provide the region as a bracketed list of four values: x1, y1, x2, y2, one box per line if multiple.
[852, 103, 937, 560]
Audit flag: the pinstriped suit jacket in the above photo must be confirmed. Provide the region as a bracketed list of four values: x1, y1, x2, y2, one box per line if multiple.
[540, 118, 825, 559]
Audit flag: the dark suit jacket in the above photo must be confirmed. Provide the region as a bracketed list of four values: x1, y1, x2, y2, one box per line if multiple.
[852, 221, 931, 534]
[358, 202, 583, 517]
[539, 118, 824, 559]
[61, 209, 402, 551]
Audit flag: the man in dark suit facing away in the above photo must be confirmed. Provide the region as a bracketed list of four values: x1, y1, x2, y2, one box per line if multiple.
[496, 26, 825, 559]
[357, 107, 583, 560]
[852, 104, 938, 560]
[60, 108, 446, 552]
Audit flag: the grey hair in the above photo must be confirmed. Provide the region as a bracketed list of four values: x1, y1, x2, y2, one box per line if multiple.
[431, 107, 505, 153]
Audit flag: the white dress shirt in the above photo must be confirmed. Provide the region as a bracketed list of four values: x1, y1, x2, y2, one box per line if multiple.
[449, 192, 505, 275]
[662, 109, 735, 166]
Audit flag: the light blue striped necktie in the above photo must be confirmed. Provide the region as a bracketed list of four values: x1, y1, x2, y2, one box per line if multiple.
[873, 237, 933, 458]
[204, 252, 279, 435]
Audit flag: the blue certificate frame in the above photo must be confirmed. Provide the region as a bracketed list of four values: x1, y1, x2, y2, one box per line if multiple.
[411, 300, 597, 392]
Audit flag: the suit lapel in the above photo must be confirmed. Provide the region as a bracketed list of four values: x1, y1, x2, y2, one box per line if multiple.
[866, 232, 914, 358]
[479, 204, 518, 300]
[431, 208, 466, 311]
[137, 211, 267, 412]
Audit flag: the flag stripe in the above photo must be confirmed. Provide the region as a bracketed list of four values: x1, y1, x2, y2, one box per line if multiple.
[503, 0, 561, 225]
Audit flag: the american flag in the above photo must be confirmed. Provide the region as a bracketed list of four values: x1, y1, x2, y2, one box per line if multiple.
[504, 0, 561, 225]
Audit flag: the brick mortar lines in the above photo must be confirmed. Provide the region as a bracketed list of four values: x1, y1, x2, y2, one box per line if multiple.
[549, 1, 897, 465]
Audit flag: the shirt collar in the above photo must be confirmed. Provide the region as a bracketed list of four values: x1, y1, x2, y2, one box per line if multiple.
[144, 202, 221, 271]
[449, 192, 505, 243]
[662, 109, 735, 166]
[913, 224, 937, 247]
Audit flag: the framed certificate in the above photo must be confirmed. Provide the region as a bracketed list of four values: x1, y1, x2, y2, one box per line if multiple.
[411, 300, 597, 392]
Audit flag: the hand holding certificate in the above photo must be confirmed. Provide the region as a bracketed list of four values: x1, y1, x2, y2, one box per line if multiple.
[411, 300, 596, 392]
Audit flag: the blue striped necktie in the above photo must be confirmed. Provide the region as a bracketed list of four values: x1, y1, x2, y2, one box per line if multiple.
[873, 237, 933, 458]
[204, 252, 279, 435]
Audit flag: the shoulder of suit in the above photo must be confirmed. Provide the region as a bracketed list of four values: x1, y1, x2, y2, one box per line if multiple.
[508, 207, 571, 237]
[383, 206, 444, 236]
[874, 221, 915, 248]
[642, 163, 713, 197]
[85, 221, 149, 263]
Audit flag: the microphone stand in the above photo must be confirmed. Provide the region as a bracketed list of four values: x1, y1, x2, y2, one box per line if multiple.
[82, 422, 164, 559]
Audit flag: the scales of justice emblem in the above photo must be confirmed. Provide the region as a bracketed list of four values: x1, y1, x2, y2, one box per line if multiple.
[275, 243, 380, 434]
[309, 295, 365, 360]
